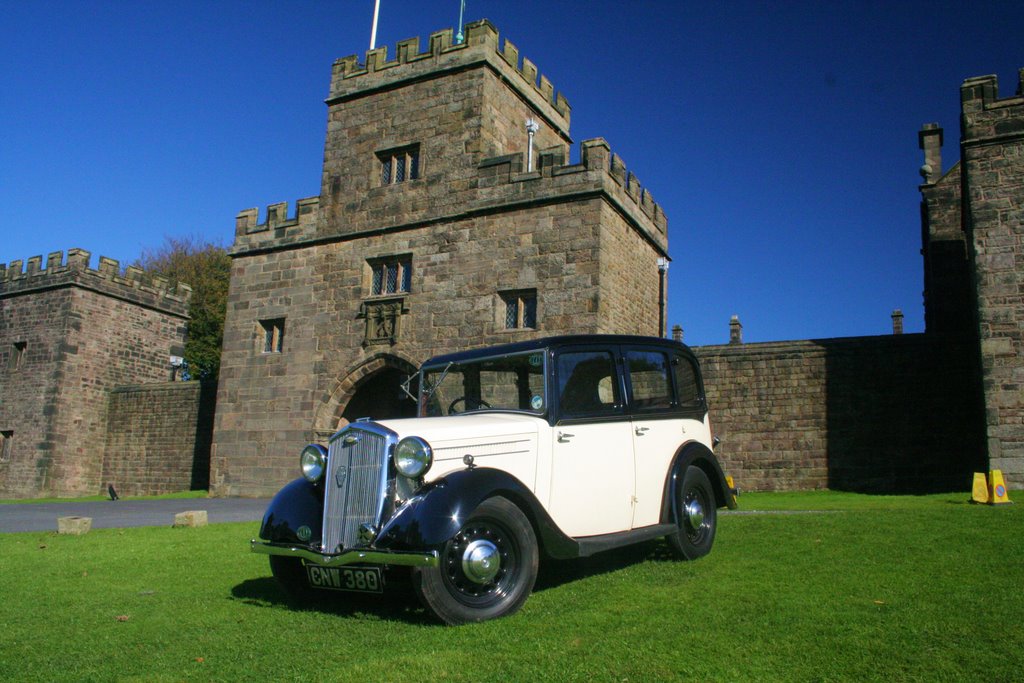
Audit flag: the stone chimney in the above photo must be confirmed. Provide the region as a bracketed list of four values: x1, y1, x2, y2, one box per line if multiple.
[891, 309, 904, 335]
[671, 325, 683, 343]
[729, 315, 743, 344]
[918, 123, 943, 184]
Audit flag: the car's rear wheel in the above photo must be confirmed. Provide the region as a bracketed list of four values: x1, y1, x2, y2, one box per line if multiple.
[666, 465, 717, 560]
[413, 496, 538, 624]
[269, 556, 320, 604]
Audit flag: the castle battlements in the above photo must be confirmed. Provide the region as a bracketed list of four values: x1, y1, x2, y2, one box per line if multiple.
[477, 137, 668, 240]
[328, 20, 571, 129]
[231, 137, 668, 255]
[235, 196, 320, 240]
[0, 248, 191, 313]
[961, 68, 1024, 141]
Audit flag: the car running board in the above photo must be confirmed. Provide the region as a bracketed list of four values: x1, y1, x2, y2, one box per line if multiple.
[574, 523, 678, 557]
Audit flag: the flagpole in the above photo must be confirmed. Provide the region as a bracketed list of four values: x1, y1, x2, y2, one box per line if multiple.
[370, 0, 381, 49]
[455, 0, 465, 44]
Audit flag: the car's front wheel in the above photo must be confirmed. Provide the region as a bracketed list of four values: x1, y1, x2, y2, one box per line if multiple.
[666, 465, 717, 560]
[413, 496, 538, 624]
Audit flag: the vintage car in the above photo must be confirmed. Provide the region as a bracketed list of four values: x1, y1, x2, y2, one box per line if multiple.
[252, 334, 737, 624]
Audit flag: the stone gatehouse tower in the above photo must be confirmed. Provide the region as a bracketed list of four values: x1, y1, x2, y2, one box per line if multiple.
[211, 21, 669, 496]
[0, 250, 192, 497]
[919, 69, 1024, 484]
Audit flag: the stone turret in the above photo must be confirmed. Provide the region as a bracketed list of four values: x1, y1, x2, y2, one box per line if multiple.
[0, 248, 191, 498]
[958, 68, 1024, 483]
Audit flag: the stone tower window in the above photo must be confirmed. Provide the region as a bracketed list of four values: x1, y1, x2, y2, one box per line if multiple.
[502, 290, 538, 329]
[378, 145, 420, 185]
[9, 342, 26, 371]
[0, 431, 12, 463]
[260, 319, 285, 353]
[369, 257, 412, 296]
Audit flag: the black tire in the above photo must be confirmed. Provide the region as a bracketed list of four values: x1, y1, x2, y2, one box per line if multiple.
[269, 556, 321, 604]
[666, 465, 717, 560]
[413, 496, 538, 625]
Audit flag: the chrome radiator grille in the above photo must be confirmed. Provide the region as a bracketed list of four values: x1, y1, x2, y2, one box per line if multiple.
[321, 427, 390, 553]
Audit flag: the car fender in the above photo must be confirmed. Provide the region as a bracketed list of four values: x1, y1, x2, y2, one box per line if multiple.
[258, 477, 324, 545]
[661, 442, 735, 525]
[374, 467, 579, 559]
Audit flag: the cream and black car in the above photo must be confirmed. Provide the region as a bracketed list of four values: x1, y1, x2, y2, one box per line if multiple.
[252, 335, 737, 624]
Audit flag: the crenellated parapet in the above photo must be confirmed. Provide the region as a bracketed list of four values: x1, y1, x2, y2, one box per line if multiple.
[960, 68, 1024, 143]
[328, 19, 571, 134]
[233, 196, 320, 251]
[231, 139, 668, 256]
[476, 137, 668, 247]
[0, 248, 191, 316]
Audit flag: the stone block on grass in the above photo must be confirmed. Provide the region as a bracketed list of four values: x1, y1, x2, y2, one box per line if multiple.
[173, 510, 208, 528]
[57, 516, 92, 535]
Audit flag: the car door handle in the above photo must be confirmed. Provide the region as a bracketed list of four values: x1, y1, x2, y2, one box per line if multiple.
[635, 426, 649, 436]
[557, 431, 574, 443]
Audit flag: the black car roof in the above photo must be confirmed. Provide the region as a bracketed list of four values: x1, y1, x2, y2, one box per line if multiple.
[421, 334, 697, 368]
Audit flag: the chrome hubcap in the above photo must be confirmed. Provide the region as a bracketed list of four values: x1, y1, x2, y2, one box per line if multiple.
[461, 539, 501, 584]
[686, 498, 705, 530]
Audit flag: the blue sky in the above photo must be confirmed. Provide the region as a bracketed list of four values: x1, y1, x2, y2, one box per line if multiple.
[2, 1, 1022, 345]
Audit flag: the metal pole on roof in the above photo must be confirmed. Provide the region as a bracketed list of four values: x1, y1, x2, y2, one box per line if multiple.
[455, 0, 466, 44]
[526, 118, 539, 172]
[370, 0, 381, 49]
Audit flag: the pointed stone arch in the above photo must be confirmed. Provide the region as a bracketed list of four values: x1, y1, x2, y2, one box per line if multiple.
[311, 352, 420, 440]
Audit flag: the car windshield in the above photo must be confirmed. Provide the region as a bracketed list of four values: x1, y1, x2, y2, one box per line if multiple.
[419, 350, 547, 416]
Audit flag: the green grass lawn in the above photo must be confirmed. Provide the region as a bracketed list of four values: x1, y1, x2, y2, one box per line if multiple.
[0, 491, 1020, 681]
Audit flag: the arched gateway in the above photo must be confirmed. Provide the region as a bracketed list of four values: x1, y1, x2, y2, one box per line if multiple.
[312, 354, 418, 440]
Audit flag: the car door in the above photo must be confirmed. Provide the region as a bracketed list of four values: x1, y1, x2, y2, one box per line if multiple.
[623, 346, 684, 529]
[546, 347, 635, 537]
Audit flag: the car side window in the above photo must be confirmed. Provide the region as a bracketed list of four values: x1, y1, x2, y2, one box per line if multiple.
[626, 350, 673, 411]
[673, 354, 706, 418]
[556, 351, 619, 418]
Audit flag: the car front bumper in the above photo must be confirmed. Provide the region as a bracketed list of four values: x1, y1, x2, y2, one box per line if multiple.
[251, 539, 439, 568]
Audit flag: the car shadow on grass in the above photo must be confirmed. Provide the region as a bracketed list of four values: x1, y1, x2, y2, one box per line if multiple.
[232, 539, 680, 623]
[230, 572, 436, 625]
[534, 538, 677, 593]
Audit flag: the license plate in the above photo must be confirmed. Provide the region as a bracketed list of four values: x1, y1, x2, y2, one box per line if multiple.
[306, 565, 383, 593]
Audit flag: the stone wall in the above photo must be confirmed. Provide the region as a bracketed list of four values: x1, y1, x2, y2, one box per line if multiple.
[959, 70, 1024, 484]
[0, 249, 190, 497]
[102, 381, 215, 496]
[695, 334, 986, 492]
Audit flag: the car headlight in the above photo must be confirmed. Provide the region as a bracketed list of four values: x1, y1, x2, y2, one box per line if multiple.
[300, 444, 327, 483]
[394, 436, 433, 479]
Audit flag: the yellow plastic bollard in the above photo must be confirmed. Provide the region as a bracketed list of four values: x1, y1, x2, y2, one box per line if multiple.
[971, 472, 990, 504]
[989, 470, 1013, 505]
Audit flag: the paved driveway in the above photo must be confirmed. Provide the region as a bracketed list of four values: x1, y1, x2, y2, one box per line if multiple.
[0, 498, 271, 533]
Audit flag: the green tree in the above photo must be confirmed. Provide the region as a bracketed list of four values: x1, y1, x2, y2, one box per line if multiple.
[135, 235, 231, 381]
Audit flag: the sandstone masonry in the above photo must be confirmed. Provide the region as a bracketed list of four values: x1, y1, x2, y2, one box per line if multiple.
[211, 21, 669, 496]
[920, 70, 1024, 485]
[0, 249, 194, 497]
[694, 334, 985, 492]
[103, 381, 216, 496]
